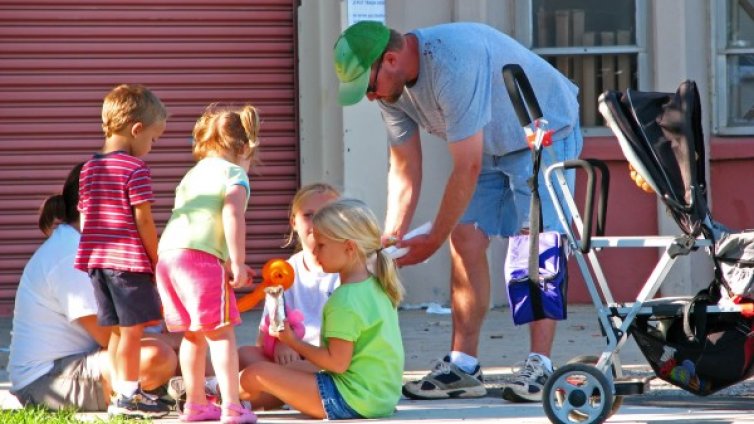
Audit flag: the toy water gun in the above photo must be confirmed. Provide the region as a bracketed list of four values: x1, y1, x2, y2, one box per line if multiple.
[260, 308, 305, 360]
[236, 258, 294, 313]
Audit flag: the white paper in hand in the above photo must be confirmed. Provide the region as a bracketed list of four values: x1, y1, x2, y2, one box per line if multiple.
[384, 222, 433, 259]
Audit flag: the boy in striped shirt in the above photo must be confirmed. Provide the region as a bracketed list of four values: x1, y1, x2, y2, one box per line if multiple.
[75, 84, 171, 419]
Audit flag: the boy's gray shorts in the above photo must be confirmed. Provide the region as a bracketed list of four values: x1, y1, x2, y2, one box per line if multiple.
[12, 349, 107, 412]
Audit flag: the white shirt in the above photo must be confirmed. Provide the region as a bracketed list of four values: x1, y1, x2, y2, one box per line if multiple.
[8, 224, 99, 391]
[260, 251, 340, 346]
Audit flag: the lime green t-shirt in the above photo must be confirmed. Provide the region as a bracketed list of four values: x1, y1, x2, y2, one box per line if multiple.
[321, 276, 404, 418]
[158, 157, 250, 261]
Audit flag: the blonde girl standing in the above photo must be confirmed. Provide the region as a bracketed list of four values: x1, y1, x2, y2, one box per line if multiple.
[239, 198, 405, 420]
[156, 104, 259, 423]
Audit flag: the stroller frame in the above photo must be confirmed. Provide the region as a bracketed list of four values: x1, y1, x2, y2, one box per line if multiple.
[537, 99, 749, 424]
[502, 65, 753, 423]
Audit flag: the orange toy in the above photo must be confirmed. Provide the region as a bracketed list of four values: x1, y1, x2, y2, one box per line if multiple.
[236, 258, 295, 313]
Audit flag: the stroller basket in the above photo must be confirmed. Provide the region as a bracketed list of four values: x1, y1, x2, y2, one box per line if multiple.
[630, 313, 754, 396]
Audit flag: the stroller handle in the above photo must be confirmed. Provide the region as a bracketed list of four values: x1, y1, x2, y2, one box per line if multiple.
[559, 159, 610, 253]
[502, 64, 543, 127]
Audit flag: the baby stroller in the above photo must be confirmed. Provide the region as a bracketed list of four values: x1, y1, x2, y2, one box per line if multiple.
[504, 66, 754, 424]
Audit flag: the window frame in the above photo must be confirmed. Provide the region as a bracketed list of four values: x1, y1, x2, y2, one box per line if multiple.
[513, 0, 649, 135]
[712, 0, 754, 135]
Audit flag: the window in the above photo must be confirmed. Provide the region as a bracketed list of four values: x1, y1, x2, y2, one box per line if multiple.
[713, 0, 754, 134]
[516, 0, 647, 131]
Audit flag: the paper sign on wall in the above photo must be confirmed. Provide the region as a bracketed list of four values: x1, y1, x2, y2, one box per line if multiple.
[347, 0, 385, 26]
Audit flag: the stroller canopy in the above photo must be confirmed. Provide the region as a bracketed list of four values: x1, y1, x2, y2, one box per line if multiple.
[599, 81, 708, 236]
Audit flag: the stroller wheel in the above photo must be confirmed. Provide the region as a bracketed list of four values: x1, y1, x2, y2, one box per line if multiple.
[566, 355, 623, 417]
[543, 363, 613, 424]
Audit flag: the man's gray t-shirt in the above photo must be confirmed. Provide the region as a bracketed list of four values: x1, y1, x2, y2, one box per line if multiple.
[379, 22, 580, 156]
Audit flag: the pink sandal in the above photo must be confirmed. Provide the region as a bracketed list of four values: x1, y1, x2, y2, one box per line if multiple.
[179, 402, 222, 422]
[221, 402, 258, 424]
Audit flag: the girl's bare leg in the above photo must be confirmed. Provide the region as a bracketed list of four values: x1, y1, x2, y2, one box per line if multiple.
[240, 362, 324, 419]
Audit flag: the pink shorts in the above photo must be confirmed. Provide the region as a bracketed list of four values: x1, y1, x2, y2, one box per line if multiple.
[155, 249, 241, 332]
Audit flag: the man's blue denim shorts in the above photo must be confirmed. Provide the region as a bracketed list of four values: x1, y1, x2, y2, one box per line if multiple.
[315, 372, 362, 420]
[460, 125, 584, 237]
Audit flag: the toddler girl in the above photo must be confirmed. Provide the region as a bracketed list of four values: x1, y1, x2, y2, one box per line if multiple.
[156, 104, 260, 423]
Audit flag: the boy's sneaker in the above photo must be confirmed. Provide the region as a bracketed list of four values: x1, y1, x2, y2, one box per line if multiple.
[402, 356, 487, 399]
[143, 383, 177, 409]
[502, 354, 553, 402]
[108, 388, 171, 419]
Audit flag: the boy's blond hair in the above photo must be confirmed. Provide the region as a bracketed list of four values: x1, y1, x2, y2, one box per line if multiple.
[313, 198, 404, 307]
[192, 103, 261, 163]
[101, 84, 167, 138]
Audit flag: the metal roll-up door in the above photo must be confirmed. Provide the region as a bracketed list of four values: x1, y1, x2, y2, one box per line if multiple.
[0, 0, 299, 314]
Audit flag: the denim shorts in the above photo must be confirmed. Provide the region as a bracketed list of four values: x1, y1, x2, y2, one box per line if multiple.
[315, 372, 362, 420]
[460, 124, 583, 237]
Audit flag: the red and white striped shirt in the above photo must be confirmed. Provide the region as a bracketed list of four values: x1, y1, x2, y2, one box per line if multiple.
[75, 151, 154, 274]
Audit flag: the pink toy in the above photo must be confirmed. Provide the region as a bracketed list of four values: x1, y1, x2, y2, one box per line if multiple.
[260, 308, 305, 360]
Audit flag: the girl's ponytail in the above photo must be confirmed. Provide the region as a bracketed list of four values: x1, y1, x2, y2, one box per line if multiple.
[38, 194, 65, 236]
[38, 162, 84, 236]
[240, 104, 261, 148]
[192, 104, 261, 165]
[239, 104, 261, 167]
[372, 248, 404, 307]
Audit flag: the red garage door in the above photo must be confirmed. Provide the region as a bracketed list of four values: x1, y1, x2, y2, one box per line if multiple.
[0, 0, 299, 315]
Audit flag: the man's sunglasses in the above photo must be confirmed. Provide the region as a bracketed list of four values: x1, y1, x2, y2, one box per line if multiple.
[366, 53, 385, 95]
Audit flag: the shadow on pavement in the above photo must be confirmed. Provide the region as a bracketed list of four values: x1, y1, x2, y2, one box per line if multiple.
[623, 394, 754, 411]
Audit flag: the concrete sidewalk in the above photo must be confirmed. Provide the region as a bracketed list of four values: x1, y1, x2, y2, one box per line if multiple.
[2, 306, 754, 422]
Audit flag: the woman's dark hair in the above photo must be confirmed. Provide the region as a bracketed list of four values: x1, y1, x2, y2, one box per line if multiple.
[38, 162, 85, 236]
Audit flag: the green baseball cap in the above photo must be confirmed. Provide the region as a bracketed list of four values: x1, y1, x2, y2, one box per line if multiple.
[333, 21, 390, 106]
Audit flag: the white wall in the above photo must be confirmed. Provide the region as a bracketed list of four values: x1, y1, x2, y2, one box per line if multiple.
[298, 0, 344, 187]
[650, 0, 715, 295]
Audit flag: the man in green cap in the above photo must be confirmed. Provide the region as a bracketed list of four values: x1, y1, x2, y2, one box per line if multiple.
[333, 21, 582, 403]
[334, 20, 391, 106]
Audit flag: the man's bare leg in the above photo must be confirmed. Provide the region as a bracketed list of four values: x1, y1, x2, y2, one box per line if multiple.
[449, 223, 491, 357]
[502, 319, 557, 402]
[402, 223, 490, 400]
[529, 319, 556, 358]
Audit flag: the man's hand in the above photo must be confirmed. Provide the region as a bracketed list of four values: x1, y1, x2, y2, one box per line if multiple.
[381, 233, 401, 248]
[393, 132, 482, 268]
[395, 234, 440, 267]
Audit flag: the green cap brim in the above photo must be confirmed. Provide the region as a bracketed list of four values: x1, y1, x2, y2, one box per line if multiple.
[338, 68, 371, 106]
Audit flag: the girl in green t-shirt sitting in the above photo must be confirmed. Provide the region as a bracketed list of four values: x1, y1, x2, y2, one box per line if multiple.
[240, 198, 405, 419]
